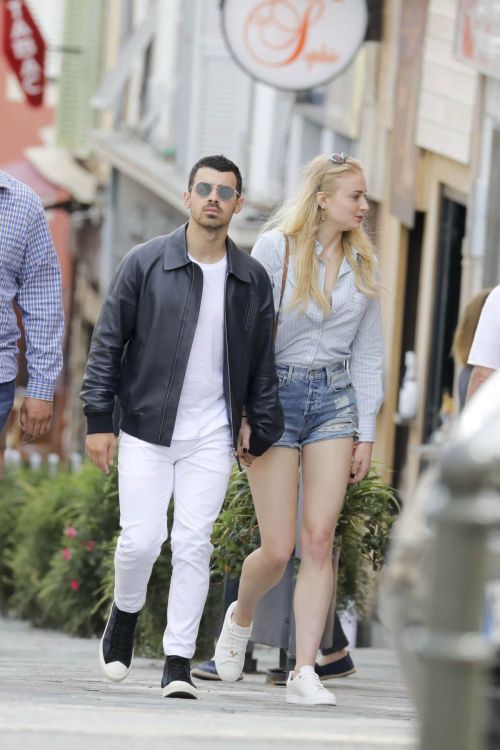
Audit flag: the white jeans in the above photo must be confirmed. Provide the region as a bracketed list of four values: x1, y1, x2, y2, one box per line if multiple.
[115, 426, 234, 658]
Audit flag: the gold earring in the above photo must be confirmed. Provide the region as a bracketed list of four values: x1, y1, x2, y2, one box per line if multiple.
[322, 206, 328, 220]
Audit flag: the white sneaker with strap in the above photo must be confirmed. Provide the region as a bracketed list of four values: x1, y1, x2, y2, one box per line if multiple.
[214, 601, 252, 681]
[286, 665, 337, 705]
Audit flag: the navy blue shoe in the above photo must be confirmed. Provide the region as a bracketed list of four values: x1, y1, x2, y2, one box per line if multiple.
[315, 653, 356, 680]
[191, 658, 243, 681]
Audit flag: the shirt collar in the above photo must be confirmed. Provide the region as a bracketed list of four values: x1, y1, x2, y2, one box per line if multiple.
[0, 171, 12, 190]
[314, 240, 358, 278]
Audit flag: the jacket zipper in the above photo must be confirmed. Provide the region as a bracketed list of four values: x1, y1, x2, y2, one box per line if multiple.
[158, 265, 195, 442]
[224, 273, 241, 470]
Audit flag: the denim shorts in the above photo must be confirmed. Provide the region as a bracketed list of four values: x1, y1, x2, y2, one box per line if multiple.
[274, 363, 358, 449]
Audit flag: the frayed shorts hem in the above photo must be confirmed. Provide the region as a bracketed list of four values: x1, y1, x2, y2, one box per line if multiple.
[274, 430, 357, 451]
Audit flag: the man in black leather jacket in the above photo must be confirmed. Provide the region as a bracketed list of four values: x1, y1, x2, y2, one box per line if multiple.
[81, 155, 283, 699]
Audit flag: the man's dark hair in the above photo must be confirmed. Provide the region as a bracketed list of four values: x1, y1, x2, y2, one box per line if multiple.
[188, 154, 242, 195]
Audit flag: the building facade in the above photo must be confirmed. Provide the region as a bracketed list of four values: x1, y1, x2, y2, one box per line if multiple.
[28, 0, 494, 486]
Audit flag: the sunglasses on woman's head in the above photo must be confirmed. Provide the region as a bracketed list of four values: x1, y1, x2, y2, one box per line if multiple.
[329, 153, 349, 164]
[192, 182, 240, 201]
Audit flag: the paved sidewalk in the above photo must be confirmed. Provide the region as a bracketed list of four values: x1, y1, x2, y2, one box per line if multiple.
[0, 616, 417, 749]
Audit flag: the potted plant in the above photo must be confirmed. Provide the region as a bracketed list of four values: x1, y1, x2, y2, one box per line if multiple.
[211, 465, 399, 618]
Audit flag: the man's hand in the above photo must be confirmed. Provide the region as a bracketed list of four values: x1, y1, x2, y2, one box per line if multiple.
[86, 433, 116, 474]
[348, 441, 373, 484]
[20, 398, 53, 442]
[237, 416, 256, 468]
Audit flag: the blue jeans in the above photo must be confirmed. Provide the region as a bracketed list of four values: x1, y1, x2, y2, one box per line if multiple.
[274, 363, 358, 449]
[0, 380, 16, 434]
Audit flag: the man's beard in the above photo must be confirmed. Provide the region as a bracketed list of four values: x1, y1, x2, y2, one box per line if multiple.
[196, 211, 227, 230]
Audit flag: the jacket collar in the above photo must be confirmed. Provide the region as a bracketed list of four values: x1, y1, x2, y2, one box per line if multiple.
[163, 222, 251, 282]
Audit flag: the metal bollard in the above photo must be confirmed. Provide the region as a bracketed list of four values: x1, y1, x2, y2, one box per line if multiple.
[417, 372, 500, 750]
[4, 448, 22, 471]
[47, 453, 60, 476]
[69, 452, 83, 473]
[29, 452, 43, 472]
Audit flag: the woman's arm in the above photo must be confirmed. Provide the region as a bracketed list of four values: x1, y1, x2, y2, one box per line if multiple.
[349, 295, 384, 444]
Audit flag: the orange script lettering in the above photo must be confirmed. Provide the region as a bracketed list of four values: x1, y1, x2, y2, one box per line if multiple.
[243, 0, 329, 68]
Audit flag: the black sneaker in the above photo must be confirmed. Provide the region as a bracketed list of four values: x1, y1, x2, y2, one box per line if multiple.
[161, 655, 198, 699]
[99, 603, 140, 682]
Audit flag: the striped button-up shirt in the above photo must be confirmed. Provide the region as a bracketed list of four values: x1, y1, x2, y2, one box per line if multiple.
[0, 171, 64, 400]
[252, 230, 384, 442]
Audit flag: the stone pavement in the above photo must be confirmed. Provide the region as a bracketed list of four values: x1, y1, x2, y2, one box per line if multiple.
[0, 616, 418, 749]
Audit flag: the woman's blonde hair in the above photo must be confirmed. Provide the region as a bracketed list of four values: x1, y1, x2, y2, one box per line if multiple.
[262, 154, 378, 315]
[452, 288, 492, 365]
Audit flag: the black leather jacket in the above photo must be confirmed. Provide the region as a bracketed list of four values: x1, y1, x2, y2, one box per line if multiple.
[81, 224, 284, 456]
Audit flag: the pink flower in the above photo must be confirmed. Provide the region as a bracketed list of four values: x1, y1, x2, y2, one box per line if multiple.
[64, 526, 77, 538]
[69, 579, 80, 591]
[62, 548, 72, 561]
[86, 540, 96, 552]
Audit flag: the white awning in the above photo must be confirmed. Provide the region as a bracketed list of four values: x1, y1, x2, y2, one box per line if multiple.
[25, 146, 98, 205]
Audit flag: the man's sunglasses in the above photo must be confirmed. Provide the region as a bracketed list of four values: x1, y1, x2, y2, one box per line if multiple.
[192, 182, 240, 202]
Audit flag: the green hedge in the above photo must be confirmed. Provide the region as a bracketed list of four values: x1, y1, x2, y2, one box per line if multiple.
[0, 464, 219, 659]
[0, 459, 397, 656]
[212, 465, 399, 616]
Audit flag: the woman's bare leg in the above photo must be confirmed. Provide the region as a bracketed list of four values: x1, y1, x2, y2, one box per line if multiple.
[232, 446, 299, 627]
[293, 438, 353, 671]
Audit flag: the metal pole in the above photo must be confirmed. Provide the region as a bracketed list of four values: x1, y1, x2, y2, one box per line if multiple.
[419, 486, 497, 749]
[417, 381, 500, 750]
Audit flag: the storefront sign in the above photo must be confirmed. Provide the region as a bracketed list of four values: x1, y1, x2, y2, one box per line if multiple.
[2, 0, 46, 107]
[456, 0, 500, 80]
[220, 0, 368, 91]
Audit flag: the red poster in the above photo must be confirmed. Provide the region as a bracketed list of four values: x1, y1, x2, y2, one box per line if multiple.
[2, 0, 46, 107]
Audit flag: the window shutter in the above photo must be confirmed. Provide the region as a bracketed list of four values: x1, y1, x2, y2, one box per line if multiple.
[267, 92, 294, 198]
[175, 0, 251, 177]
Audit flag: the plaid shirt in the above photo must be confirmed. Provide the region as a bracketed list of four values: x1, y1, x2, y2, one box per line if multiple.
[0, 170, 64, 400]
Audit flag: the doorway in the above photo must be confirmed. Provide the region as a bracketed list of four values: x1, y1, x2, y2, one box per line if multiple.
[392, 212, 424, 490]
[423, 193, 466, 441]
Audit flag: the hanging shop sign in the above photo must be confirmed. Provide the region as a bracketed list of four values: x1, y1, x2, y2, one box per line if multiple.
[2, 0, 46, 107]
[220, 0, 368, 91]
[456, 0, 500, 80]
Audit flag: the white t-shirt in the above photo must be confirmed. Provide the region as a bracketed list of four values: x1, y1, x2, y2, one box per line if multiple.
[468, 285, 500, 370]
[171, 254, 229, 440]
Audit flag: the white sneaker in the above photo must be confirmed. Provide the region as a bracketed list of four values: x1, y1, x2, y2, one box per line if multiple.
[214, 601, 252, 681]
[286, 666, 337, 705]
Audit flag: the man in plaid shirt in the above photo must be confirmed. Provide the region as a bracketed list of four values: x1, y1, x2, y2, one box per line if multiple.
[0, 170, 64, 440]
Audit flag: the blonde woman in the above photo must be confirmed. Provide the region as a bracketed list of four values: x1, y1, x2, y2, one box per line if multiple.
[451, 288, 492, 410]
[215, 153, 384, 705]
